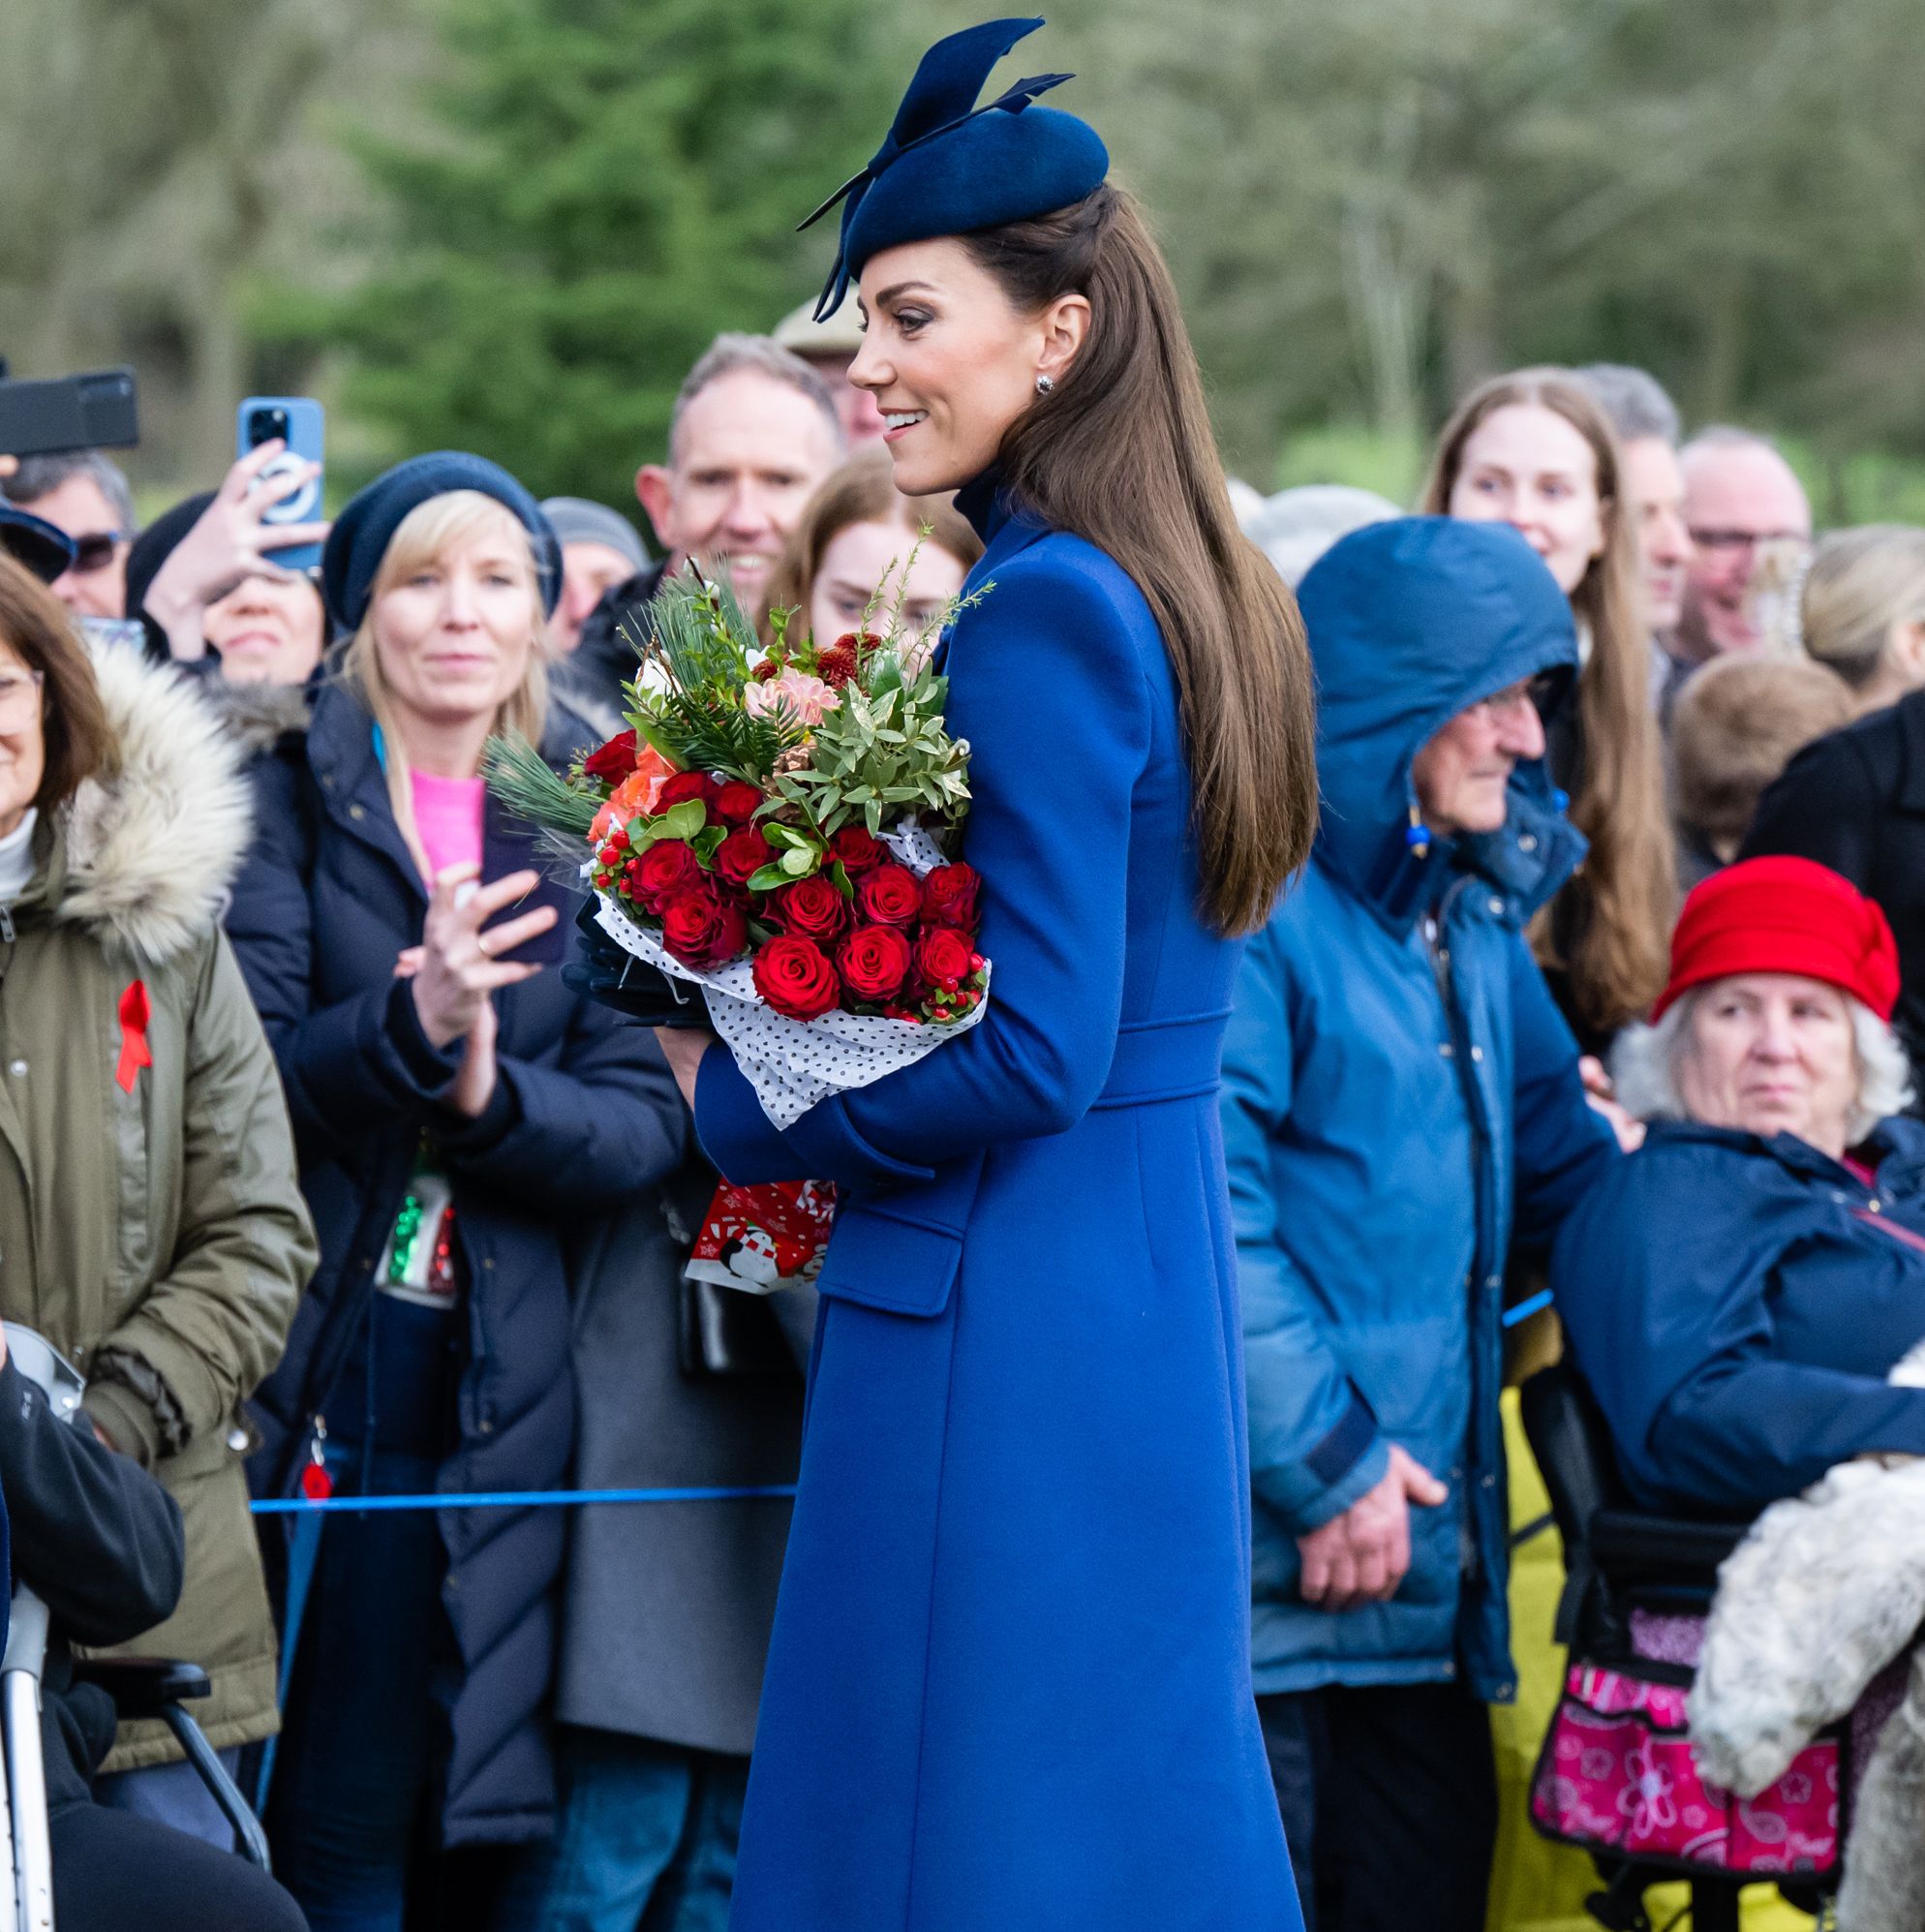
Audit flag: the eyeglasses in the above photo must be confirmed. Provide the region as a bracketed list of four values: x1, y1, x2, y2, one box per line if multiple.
[1468, 673, 1557, 721]
[62, 532, 125, 576]
[1687, 528, 1809, 556]
[0, 671, 45, 729]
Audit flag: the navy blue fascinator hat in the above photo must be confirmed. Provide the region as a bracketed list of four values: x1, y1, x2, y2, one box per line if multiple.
[322, 451, 562, 637]
[801, 16, 1109, 321]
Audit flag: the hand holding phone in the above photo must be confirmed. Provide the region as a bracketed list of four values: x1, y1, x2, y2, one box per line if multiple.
[236, 397, 325, 573]
[139, 438, 330, 660]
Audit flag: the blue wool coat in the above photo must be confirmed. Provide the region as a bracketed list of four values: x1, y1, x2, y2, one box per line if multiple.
[1222, 519, 1617, 1702]
[692, 482, 1299, 1931]
[1555, 1117, 1925, 1516]
[226, 686, 686, 1844]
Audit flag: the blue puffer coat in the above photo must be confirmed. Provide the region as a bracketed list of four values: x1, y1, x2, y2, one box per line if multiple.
[1222, 517, 1617, 1702]
[227, 684, 686, 1844]
[1555, 1117, 1925, 1516]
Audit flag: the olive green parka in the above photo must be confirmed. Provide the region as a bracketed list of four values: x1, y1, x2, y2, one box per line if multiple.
[0, 640, 316, 1769]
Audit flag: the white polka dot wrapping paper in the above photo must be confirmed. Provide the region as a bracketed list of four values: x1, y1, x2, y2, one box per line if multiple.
[591, 823, 992, 1130]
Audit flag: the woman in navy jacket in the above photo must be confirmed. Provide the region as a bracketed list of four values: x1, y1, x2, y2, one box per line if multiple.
[652, 22, 1319, 1932]
[227, 456, 685, 1925]
[1556, 857, 1925, 1516]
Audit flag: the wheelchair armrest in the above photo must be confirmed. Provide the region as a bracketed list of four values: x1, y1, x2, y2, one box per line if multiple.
[1589, 1509, 1749, 1580]
[73, 1656, 210, 1717]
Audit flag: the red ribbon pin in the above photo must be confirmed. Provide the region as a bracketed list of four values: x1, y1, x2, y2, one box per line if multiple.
[115, 979, 152, 1093]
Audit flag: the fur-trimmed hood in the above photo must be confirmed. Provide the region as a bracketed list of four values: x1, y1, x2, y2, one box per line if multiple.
[52, 641, 256, 963]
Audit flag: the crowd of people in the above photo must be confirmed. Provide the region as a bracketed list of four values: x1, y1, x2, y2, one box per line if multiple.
[4, 171, 1925, 1932]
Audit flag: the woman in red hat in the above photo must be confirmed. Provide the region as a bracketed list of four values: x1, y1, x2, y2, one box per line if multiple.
[1552, 855, 1925, 1515]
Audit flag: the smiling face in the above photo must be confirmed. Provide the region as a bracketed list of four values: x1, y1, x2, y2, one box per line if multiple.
[370, 504, 540, 732]
[809, 517, 968, 645]
[1410, 678, 1548, 836]
[1447, 404, 1608, 597]
[1676, 442, 1813, 661]
[0, 634, 46, 841]
[636, 371, 841, 611]
[204, 571, 326, 686]
[848, 237, 1089, 495]
[1675, 972, 1859, 1158]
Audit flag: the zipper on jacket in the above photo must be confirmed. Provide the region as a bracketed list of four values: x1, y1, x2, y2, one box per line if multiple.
[0, 904, 16, 944]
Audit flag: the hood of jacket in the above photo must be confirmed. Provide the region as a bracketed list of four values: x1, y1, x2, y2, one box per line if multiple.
[52, 641, 254, 964]
[1297, 516, 1584, 934]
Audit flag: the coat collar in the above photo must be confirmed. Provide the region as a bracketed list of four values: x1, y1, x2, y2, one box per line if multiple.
[1642, 1115, 1925, 1194]
[1894, 689, 1925, 814]
[49, 639, 255, 963]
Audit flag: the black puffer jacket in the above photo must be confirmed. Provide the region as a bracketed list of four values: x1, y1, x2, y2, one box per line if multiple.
[226, 681, 687, 1844]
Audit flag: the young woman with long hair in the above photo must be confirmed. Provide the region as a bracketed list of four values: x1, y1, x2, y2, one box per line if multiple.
[651, 21, 1316, 1932]
[758, 443, 983, 652]
[1422, 367, 1677, 1050]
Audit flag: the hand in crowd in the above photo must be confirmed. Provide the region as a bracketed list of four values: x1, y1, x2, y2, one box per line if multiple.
[409, 865, 556, 1113]
[141, 439, 329, 659]
[655, 1027, 715, 1111]
[1578, 1055, 1645, 1153]
[1296, 1445, 1449, 1611]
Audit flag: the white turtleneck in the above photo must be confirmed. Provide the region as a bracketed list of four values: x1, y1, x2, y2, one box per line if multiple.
[0, 810, 40, 909]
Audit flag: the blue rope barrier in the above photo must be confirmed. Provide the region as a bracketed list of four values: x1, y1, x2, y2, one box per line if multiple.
[251, 1484, 798, 1515]
[1501, 1288, 1553, 1329]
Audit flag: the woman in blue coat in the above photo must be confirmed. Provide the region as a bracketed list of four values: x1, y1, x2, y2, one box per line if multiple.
[1556, 856, 1925, 1515]
[650, 21, 1320, 1930]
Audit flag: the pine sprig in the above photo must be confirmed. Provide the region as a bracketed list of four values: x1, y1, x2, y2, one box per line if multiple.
[484, 730, 600, 838]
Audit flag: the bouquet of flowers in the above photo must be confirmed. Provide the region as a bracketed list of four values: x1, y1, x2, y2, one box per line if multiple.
[487, 559, 992, 1293]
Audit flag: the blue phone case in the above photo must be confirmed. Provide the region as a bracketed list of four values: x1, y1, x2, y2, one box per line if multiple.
[236, 396, 325, 573]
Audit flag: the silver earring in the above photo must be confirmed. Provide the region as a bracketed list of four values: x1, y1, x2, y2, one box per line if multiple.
[1035, 373, 1054, 395]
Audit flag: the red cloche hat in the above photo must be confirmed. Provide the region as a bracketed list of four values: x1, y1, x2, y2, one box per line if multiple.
[1652, 855, 1901, 1023]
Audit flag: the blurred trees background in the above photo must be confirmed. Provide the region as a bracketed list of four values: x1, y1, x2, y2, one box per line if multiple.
[4, 0, 1923, 519]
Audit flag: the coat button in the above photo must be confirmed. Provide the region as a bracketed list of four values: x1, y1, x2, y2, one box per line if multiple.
[1439, 1043, 1454, 1058]
[1518, 834, 1538, 852]
[1869, 1199, 1883, 1213]
[349, 803, 366, 821]
[1480, 1473, 1496, 1488]
[1470, 1045, 1483, 1062]
[7, 1059, 24, 1078]
[1488, 896, 1505, 914]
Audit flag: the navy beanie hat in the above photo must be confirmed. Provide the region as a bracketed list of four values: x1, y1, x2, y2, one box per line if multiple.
[321, 451, 562, 637]
[0, 505, 76, 586]
[803, 16, 1109, 321]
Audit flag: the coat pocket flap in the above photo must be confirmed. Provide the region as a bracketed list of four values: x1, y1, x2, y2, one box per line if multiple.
[816, 1204, 962, 1319]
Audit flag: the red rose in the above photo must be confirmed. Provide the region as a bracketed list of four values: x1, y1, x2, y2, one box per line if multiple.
[830, 826, 885, 875]
[659, 888, 747, 969]
[627, 839, 703, 909]
[752, 935, 840, 1021]
[657, 771, 722, 819]
[839, 924, 913, 1003]
[582, 728, 638, 782]
[857, 862, 922, 928]
[770, 874, 849, 942]
[913, 925, 975, 994]
[715, 781, 765, 828]
[919, 862, 981, 930]
[713, 826, 774, 890]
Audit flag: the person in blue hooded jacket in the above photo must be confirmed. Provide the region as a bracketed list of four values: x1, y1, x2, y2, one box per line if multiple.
[646, 19, 1321, 1932]
[1221, 517, 1620, 1931]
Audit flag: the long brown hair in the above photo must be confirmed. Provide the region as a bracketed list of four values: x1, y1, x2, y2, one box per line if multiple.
[0, 554, 117, 811]
[759, 445, 983, 646]
[1421, 367, 1675, 1031]
[962, 185, 1317, 935]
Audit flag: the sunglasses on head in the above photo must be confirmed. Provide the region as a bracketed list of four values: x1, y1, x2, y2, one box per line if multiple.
[65, 531, 125, 575]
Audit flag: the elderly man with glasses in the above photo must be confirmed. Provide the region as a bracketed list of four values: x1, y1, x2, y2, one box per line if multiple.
[2, 450, 136, 620]
[1670, 428, 1813, 676]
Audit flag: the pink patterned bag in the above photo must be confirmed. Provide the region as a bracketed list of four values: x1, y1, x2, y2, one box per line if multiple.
[1530, 1660, 1843, 1879]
